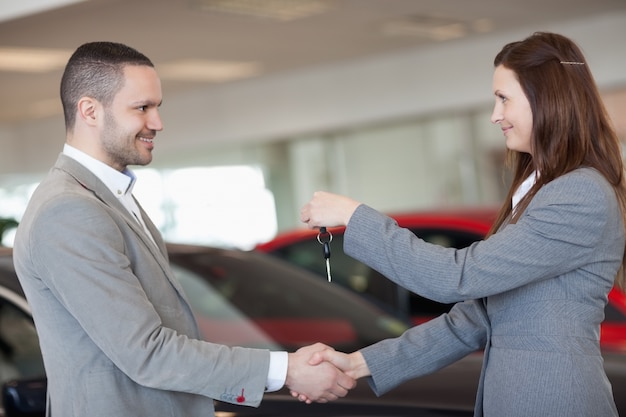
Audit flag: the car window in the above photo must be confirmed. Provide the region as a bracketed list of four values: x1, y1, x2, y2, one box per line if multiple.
[0, 289, 45, 385]
[268, 228, 484, 320]
[269, 235, 397, 311]
[605, 302, 626, 323]
[169, 249, 408, 352]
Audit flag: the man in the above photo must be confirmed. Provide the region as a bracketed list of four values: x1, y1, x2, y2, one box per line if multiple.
[13, 41, 354, 417]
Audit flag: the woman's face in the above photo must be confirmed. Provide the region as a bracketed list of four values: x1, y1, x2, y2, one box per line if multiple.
[491, 65, 533, 155]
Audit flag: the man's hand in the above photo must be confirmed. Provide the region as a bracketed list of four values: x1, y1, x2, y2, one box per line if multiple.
[290, 346, 371, 403]
[285, 343, 356, 404]
[309, 348, 370, 379]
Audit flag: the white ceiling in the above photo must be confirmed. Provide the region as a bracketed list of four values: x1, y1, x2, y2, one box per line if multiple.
[1, 0, 626, 126]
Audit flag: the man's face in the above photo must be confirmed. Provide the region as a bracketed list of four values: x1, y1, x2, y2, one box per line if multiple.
[99, 65, 163, 171]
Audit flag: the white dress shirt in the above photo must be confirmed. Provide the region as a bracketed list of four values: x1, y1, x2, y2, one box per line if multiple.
[512, 170, 538, 213]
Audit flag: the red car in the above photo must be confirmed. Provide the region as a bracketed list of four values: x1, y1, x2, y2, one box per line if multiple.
[257, 207, 626, 352]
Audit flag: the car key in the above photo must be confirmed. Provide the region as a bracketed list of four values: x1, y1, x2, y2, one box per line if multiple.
[317, 227, 333, 282]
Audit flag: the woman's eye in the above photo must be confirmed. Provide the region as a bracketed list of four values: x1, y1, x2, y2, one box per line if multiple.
[499, 95, 508, 103]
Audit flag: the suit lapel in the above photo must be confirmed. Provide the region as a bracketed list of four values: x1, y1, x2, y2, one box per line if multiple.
[54, 154, 180, 289]
[134, 197, 167, 254]
[56, 154, 140, 228]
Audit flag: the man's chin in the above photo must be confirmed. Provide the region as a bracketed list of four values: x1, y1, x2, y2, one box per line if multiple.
[129, 155, 153, 167]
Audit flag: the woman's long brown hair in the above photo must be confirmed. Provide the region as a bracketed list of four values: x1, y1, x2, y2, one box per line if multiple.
[488, 32, 626, 290]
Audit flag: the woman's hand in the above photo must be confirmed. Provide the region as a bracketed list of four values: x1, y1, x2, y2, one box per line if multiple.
[300, 191, 361, 229]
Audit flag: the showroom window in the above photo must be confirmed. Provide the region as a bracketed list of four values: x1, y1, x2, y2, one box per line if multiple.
[0, 165, 277, 250]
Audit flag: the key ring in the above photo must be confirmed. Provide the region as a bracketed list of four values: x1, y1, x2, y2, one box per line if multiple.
[317, 227, 333, 245]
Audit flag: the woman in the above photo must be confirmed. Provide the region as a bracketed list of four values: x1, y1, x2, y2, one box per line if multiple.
[298, 32, 625, 416]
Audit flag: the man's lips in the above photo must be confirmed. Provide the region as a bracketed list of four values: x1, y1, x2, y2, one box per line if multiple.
[138, 136, 154, 150]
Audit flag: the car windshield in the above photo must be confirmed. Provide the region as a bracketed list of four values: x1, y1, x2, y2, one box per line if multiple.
[171, 263, 282, 350]
[169, 247, 409, 352]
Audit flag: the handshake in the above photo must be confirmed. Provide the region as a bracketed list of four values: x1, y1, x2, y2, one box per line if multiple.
[285, 343, 371, 404]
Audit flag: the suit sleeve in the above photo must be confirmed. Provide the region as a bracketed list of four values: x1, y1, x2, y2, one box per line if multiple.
[361, 298, 489, 395]
[26, 192, 270, 406]
[344, 170, 618, 304]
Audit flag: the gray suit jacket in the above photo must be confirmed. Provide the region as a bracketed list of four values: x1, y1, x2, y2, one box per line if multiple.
[346, 168, 621, 417]
[13, 154, 270, 417]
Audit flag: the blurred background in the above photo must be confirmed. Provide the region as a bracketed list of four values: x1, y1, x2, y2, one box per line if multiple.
[1, 0, 625, 249]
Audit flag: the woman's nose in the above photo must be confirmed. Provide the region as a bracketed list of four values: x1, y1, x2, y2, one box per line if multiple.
[490, 104, 502, 125]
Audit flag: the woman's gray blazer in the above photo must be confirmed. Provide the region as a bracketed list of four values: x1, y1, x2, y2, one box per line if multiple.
[345, 167, 621, 417]
[13, 154, 270, 417]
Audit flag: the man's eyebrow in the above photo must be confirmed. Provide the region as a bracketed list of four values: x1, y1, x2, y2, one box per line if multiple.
[132, 99, 162, 107]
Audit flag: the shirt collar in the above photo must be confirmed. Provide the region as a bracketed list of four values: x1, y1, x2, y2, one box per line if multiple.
[512, 170, 538, 212]
[63, 144, 136, 198]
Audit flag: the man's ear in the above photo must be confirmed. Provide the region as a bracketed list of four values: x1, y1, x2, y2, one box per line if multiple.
[77, 97, 100, 126]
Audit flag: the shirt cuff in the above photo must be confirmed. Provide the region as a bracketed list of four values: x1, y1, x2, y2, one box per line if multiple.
[266, 351, 288, 392]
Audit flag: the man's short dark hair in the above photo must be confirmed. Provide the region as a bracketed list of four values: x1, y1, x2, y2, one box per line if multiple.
[60, 42, 154, 130]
